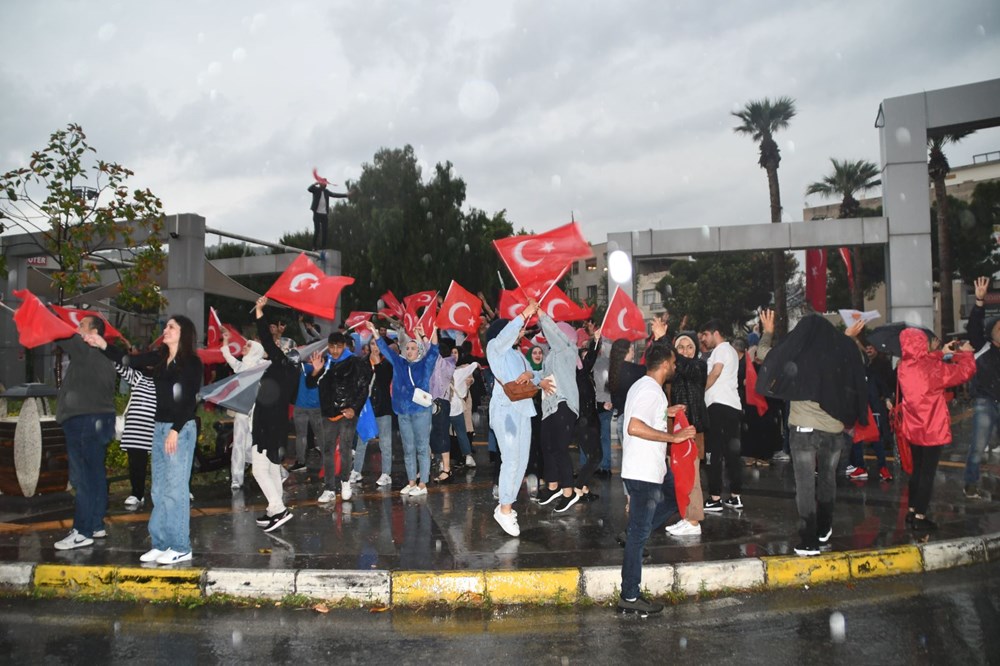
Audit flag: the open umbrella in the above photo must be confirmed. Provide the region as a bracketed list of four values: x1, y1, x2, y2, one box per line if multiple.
[198, 339, 326, 414]
[867, 322, 936, 358]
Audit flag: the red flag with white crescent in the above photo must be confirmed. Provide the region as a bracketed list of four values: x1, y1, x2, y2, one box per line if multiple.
[378, 290, 405, 320]
[10, 290, 77, 348]
[417, 299, 438, 335]
[539, 284, 593, 322]
[493, 221, 593, 287]
[345, 311, 374, 330]
[403, 290, 437, 312]
[198, 307, 248, 364]
[599, 287, 646, 342]
[50, 305, 126, 342]
[435, 281, 482, 335]
[670, 411, 698, 517]
[264, 253, 354, 320]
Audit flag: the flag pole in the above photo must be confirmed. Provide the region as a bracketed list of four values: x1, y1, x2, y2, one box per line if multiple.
[598, 286, 618, 333]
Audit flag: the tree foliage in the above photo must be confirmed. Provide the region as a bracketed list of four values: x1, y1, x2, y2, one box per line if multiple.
[656, 251, 798, 333]
[0, 124, 166, 310]
[931, 184, 1000, 284]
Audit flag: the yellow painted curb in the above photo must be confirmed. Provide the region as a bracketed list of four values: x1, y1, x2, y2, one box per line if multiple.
[392, 571, 486, 605]
[116, 567, 202, 600]
[34, 564, 116, 595]
[849, 545, 922, 579]
[764, 553, 851, 587]
[484, 568, 579, 604]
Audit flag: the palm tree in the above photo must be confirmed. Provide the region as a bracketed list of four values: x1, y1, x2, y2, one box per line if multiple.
[805, 158, 881, 310]
[733, 97, 797, 335]
[929, 131, 973, 335]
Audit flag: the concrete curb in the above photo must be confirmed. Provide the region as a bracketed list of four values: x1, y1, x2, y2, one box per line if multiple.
[0, 533, 995, 606]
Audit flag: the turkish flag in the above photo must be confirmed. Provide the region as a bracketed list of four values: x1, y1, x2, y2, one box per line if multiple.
[435, 281, 482, 334]
[198, 307, 248, 364]
[670, 411, 698, 518]
[838, 247, 855, 293]
[805, 249, 828, 313]
[11, 290, 78, 348]
[493, 221, 593, 286]
[50, 305, 125, 343]
[540, 285, 593, 322]
[403, 290, 437, 313]
[744, 360, 769, 417]
[498, 289, 530, 321]
[378, 290, 405, 320]
[417, 299, 437, 335]
[345, 311, 374, 330]
[600, 287, 646, 342]
[264, 253, 354, 320]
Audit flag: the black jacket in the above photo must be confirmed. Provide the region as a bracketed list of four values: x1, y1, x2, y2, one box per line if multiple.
[670, 355, 709, 432]
[306, 352, 371, 418]
[756, 315, 868, 427]
[575, 339, 601, 423]
[308, 184, 349, 213]
[967, 304, 1000, 402]
[367, 356, 394, 417]
[254, 317, 301, 462]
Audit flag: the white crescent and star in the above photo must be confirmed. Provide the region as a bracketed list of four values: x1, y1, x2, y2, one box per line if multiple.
[512, 240, 542, 268]
[289, 273, 320, 293]
[617, 308, 628, 332]
[546, 298, 568, 318]
[448, 302, 472, 328]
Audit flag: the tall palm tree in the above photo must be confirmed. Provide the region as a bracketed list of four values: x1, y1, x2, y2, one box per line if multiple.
[929, 131, 973, 335]
[805, 158, 881, 310]
[733, 96, 797, 335]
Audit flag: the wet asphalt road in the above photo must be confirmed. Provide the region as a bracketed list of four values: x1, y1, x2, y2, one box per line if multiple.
[1, 561, 998, 665]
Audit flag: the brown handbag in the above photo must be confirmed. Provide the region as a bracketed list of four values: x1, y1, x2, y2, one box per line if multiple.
[502, 379, 539, 402]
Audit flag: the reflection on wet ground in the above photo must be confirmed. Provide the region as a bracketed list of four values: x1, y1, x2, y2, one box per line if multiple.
[0, 413, 997, 571]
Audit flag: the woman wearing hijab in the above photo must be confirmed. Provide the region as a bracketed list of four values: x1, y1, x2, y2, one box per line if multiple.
[87, 315, 202, 565]
[486, 300, 546, 537]
[897, 329, 975, 529]
[366, 321, 440, 496]
[524, 345, 546, 495]
[220, 330, 267, 490]
[664, 332, 707, 536]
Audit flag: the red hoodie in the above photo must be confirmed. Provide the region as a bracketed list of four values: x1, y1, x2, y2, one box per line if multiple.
[897, 328, 975, 446]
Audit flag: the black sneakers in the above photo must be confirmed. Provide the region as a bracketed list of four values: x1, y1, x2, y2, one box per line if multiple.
[794, 542, 820, 557]
[537, 487, 561, 506]
[617, 595, 664, 616]
[704, 498, 723, 513]
[723, 495, 743, 510]
[553, 492, 581, 513]
[262, 510, 293, 533]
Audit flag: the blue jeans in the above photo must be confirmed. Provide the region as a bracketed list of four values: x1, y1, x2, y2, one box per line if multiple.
[450, 415, 473, 456]
[598, 410, 613, 471]
[62, 413, 115, 537]
[354, 414, 394, 475]
[620, 475, 678, 600]
[493, 408, 532, 505]
[398, 409, 432, 484]
[150, 420, 196, 553]
[966, 398, 999, 485]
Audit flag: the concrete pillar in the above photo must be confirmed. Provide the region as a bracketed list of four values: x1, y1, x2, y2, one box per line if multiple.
[161, 214, 206, 341]
[0, 257, 29, 385]
[878, 93, 933, 327]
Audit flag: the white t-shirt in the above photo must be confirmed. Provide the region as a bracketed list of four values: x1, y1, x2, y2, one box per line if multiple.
[705, 341, 741, 410]
[621, 375, 669, 484]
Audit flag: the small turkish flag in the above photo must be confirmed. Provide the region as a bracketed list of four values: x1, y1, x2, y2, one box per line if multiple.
[498, 289, 529, 321]
[11, 290, 78, 348]
[264, 253, 354, 320]
[539, 285, 593, 322]
[198, 307, 248, 364]
[417, 299, 438, 335]
[345, 311, 374, 330]
[378, 290, 405, 320]
[600, 287, 646, 342]
[493, 221, 593, 287]
[435, 281, 482, 334]
[670, 411, 698, 517]
[403, 290, 437, 312]
[50, 305, 126, 343]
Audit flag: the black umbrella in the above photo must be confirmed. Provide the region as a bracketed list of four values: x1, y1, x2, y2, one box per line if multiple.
[867, 322, 936, 357]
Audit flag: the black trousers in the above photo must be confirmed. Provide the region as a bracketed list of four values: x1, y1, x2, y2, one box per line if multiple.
[126, 448, 148, 500]
[312, 212, 328, 249]
[908, 446, 943, 515]
[706, 403, 743, 497]
[573, 414, 602, 489]
[541, 402, 577, 488]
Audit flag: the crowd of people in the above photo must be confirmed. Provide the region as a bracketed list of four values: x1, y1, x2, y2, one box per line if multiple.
[46, 276, 996, 615]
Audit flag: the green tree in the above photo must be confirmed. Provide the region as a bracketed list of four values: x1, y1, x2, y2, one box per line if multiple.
[931, 184, 1000, 288]
[656, 251, 797, 333]
[805, 158, 882, 310]
[928, 131, 974, 334]
[824, 205, 885, 309]
[0, 124, 166, 311]
[732, 97, 797, 336]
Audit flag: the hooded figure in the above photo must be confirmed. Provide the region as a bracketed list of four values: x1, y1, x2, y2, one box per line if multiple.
[756, 315, 868, 427]
[221, 338, 269, 489]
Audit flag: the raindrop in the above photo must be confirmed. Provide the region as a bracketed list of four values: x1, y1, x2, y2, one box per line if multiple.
[551, 174, 562, 189]
[608, 250, 632, 284]
[232, 47, 247, 63]
[98, 23, 117, 42]
[113, 621, 121, 635]
[197, 32, 206, 44]
[899, 192, 906, 202]
[463, 244, 470, 252]
[679, 637, 688, 650]
[829, 611, 846, 643]
[895, 127, 911, 146]
[173, 383, 183, 402]
[422, 254, 432, 264]
[420, 197, 430, 208]
[786, 140, 796, 154]
[959, 209, 975, 230]
[783, 361, 798, 377]
[446, 236, 458, 248]
[457, 79, 500, 121]
[232, 629, 243, 648]
[426, 212, 433, 221]
[976, 24, 986, 37]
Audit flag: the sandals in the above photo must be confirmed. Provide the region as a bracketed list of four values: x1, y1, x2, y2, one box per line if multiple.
[434, 470, 453, 484]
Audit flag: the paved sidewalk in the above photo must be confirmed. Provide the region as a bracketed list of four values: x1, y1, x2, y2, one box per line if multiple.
[0, 411, 997, 604]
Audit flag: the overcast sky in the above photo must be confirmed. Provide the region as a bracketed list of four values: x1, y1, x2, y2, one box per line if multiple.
[1, 1, 998, 248]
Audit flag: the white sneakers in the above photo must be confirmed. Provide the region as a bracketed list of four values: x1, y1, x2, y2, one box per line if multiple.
[349, 470, 363, 483]
[408, 485, 427, 497]
[318, 489, 337, 503]
[666, 520, 702, 536]
[400, 484, 414, 496]
[465, 454, 477, 468]
[494, 505, 520, 537]
[124, 496, 143, 509]
[375, 473, 392, 487]
[140, 547, 192, 565]
[54, 529, 93, 550]
[341, 483, 353, 501]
